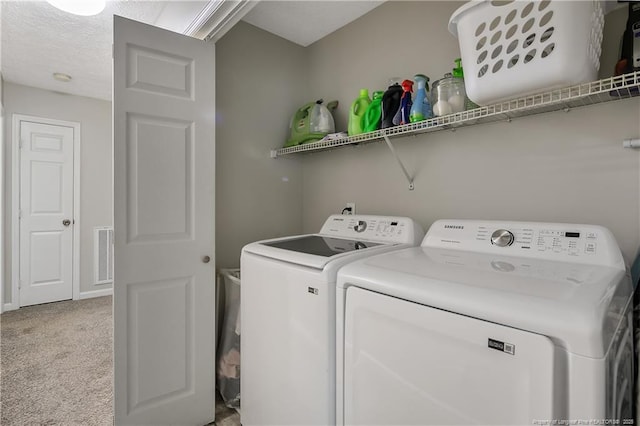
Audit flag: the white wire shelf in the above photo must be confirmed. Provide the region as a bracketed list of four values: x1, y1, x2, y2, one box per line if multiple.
[271, 71, 640, 158]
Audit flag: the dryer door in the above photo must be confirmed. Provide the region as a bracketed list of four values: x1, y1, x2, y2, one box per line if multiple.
[343, 286, 558, 425]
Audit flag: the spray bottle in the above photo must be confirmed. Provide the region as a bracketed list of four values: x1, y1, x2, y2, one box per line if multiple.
[409, 74, 432, 122]
[393, 79, 414, 125]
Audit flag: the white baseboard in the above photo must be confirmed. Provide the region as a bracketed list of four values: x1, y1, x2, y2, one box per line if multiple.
[2, 302, 18, 312]
[78, 288, 113, 300]
[2, 290, 112, 311]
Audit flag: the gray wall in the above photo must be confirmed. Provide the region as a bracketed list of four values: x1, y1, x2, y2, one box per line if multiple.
[3, 83, 112, 304]
[301, 1, 640, 264]
[215, 21, 307, 268]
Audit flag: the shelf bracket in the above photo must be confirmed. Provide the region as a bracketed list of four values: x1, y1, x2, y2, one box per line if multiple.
[382, 133, 414, 190]
[623, 138, 640, 149]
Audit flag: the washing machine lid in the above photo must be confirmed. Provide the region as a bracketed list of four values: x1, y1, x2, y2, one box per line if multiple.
[244, 234, 391, 269]
[338, 246, 630, 358]
[262, 235, 382, 257]
[242, 215, 425, 270]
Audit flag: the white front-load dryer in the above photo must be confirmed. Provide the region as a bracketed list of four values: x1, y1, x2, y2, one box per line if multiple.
[336, 220, 634, 425]
[241, 215, 424, 426]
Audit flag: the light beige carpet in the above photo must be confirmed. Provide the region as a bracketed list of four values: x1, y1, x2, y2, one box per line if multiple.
[0, 296, 240, 426]
[1, 296, 113, 425]
[0, 297, 240, 426]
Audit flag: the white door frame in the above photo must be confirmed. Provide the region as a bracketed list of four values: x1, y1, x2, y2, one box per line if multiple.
[1, 97, 4, 314]
[9, 114, 81, 310]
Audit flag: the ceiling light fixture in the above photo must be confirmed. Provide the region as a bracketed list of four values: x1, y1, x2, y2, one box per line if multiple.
[53, 72, 73, 83]
[46, 0, 106, 16]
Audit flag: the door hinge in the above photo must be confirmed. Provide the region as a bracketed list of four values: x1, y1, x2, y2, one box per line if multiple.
[18, 209, 22, 219]
[18, 280, 22, 290]
[19, 139, 24, 149]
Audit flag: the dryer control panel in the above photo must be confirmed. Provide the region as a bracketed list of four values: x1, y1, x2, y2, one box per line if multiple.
[319, 215, 424, 245]
[423, 220, 624, 267]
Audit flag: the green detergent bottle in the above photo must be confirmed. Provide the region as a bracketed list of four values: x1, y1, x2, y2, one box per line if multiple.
[348, 89, 371, 136]
[361, 91, 384, 133]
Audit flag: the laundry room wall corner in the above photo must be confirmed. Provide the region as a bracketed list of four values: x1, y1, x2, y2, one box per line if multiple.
[215, 21, 307, 269]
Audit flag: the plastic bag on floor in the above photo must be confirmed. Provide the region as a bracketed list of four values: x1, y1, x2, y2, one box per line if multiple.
[217, 269, 241, 409]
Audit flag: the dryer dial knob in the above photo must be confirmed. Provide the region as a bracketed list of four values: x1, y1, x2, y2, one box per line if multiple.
[354, 220, 367, 233]
[491, 229, 514, 247]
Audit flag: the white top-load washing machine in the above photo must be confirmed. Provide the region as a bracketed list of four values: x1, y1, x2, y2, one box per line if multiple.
[336, 220, 634, 426]
[241, 215, 424, 426]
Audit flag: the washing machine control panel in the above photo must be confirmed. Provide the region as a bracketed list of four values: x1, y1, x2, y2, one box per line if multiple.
[478, 226, 593, 255]
[423, 220, 623, 266]
[490, 229, 515, 247]
[319, 215, 423, 245]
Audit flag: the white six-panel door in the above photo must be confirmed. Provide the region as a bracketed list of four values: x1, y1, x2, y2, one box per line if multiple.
[113, 16, 216, 425]
[19, 120, 75, 307]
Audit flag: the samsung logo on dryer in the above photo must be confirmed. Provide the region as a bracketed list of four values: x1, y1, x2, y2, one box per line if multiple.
[444, 225, 464, 230]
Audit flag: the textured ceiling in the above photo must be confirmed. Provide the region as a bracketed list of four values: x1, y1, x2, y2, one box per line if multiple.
[243, 1, 384, 47]
[0, 0, 383, 101]
[0, 1, 208, 101]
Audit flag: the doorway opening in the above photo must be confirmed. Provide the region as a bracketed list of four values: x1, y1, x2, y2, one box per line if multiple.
[10, 114, 81, 308]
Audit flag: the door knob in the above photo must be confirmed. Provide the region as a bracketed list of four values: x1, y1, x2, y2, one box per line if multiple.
[202, 256, 211, 263]
[62, 219, 71, 227]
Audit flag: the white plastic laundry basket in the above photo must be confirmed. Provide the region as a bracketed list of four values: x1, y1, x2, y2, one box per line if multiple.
[449, 0, 604, 105]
